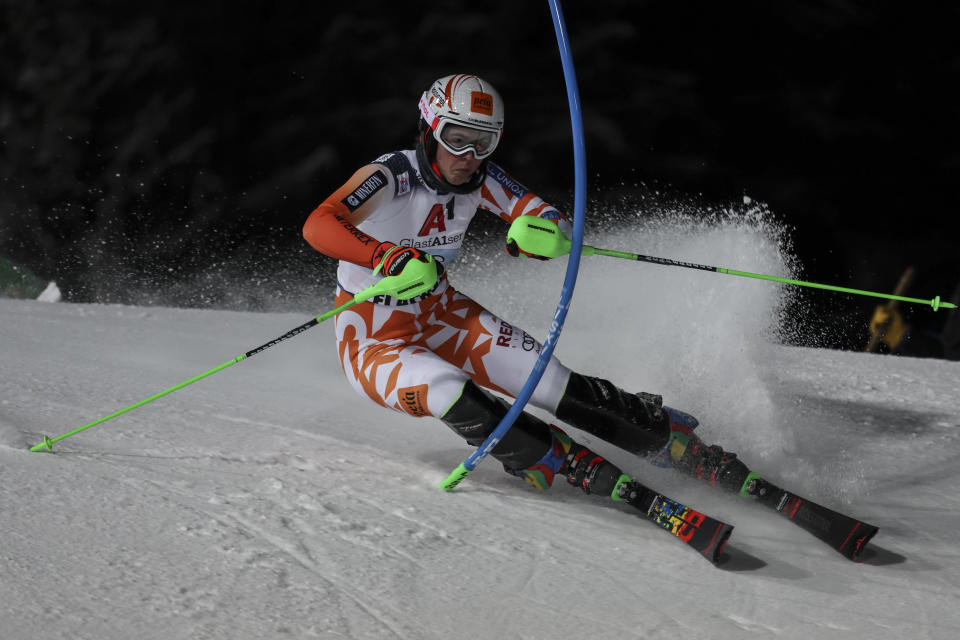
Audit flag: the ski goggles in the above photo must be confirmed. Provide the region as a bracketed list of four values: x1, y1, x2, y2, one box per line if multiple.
[433, 121, 500, 159]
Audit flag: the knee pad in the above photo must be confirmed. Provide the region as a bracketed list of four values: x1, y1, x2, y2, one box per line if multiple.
[440, 380, 553, 471]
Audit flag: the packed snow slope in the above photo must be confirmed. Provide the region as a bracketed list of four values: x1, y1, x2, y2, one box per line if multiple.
[2, 212, 959, 640]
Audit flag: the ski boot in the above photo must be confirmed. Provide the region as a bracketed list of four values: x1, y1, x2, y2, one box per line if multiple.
[511, 424, 625, 497]
[563, 439, 626, 496]
[659, 407, 750, 492]
[674, 439, 750, 492]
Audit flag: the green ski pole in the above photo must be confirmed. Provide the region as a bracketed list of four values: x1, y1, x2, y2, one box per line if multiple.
[506, 216, 958, 312]
[589, 247, 955, 311]
[29, 255, 439, 452]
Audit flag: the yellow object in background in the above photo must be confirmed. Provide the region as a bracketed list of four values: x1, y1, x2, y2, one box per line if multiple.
[870, 305, 908, 350]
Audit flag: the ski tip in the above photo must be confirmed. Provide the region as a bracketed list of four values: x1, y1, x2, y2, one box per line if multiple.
[842, 522, 880, 561]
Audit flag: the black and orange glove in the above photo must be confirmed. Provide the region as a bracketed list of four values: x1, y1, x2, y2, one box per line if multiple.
[373, 242, 431, 276]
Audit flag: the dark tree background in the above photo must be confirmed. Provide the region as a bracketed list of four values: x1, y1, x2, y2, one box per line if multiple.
[2, 1, 958, 348]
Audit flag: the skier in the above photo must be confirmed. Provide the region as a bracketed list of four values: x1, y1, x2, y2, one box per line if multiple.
[302, 74, 746, 500]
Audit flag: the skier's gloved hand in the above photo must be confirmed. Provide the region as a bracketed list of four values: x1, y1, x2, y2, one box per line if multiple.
[373, 242, 431, 276]
[504, 215, 571, 261]
[370, 242, 441, 300]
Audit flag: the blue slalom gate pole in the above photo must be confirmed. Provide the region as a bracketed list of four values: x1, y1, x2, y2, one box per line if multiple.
[438, 0, 587, 491]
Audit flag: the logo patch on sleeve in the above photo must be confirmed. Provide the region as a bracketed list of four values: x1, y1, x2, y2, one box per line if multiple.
[396, 171, 410, 196]
[341, 170, 387, 212]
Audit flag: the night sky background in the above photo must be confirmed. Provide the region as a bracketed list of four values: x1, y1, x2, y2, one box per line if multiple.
[2, 1, 958, 350]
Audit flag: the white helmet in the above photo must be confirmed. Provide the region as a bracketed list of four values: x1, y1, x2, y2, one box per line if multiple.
[418, 74, 504, 159]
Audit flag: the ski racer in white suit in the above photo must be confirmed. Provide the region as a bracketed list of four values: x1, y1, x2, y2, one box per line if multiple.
[303, 74, 747, 496]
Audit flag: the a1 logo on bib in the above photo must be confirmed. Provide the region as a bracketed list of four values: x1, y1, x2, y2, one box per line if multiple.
[418, 200, 454, 236]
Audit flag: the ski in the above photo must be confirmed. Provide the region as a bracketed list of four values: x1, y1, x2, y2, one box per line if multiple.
[739, 472, 878, 560]
[614, 477, 733, 564]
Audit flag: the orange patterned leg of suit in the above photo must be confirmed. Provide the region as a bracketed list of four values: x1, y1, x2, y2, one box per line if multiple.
[333, 281, 571, 420]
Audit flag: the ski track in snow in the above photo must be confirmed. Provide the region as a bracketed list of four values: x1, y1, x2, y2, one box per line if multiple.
[2, 216, 960, 639]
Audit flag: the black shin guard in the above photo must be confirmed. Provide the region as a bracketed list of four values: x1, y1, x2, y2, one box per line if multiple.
[556, 372, 670, 455]
[441, 380, 552, 470]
